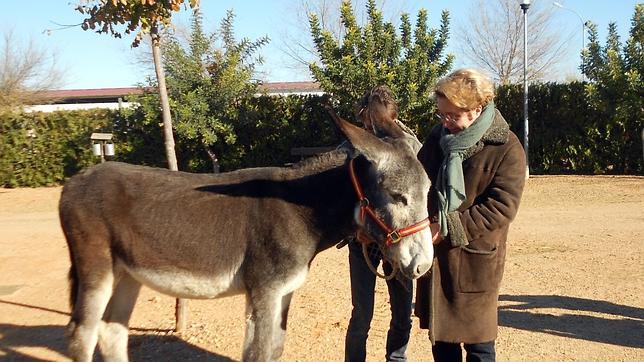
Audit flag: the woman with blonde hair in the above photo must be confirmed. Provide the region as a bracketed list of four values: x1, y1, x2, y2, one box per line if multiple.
[415, 68, 527, 361]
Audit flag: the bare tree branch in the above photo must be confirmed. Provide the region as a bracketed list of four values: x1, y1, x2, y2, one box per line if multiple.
[0, 30, 65, 109]
[457, 0, 568, 84]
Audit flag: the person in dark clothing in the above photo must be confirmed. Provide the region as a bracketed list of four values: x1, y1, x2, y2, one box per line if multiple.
[344, 86, 420, 362]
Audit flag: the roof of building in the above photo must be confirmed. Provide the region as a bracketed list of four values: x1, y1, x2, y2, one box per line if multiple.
[40, 87, 149, 100]
[40, 81, 322, 101]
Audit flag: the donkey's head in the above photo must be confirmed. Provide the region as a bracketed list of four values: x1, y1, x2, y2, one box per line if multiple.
[327, 107, 433, 279]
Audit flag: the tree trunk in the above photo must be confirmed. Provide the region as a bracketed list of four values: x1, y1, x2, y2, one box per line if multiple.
[151, 34, 184, 331]
[151, 41, 179, 172]
[205, 146, 221, 173]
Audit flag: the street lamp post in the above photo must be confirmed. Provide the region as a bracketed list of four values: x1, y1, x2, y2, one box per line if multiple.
[520, 0, 530, 179]
[553, 1, 586, 81]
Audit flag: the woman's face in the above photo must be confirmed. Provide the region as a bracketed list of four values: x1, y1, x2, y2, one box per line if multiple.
[436, 96, 482, 134]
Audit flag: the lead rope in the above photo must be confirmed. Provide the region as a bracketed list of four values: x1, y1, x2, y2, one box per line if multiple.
[361, 243, 397, 280]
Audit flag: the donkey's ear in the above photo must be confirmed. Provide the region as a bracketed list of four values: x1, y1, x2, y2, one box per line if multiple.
[325, 105, 391, 164]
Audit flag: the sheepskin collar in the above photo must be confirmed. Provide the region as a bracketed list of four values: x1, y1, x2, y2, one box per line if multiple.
[459, 109, 510, 161]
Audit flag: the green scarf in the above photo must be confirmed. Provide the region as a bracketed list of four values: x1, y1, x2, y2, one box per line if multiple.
[435, 102, 495, 242]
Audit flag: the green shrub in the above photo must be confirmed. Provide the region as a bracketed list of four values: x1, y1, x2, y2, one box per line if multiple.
[1, 83, 641, 188]
[0, 109, 113, 187]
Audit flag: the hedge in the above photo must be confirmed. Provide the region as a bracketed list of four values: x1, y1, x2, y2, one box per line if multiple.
[1, 83, 642, 187]
[496, 82, 642, 174]
[0, 109, 113, 187]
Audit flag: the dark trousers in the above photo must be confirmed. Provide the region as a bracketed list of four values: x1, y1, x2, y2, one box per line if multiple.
[345, 241, 413, 362]
[432, 341, 496, 362]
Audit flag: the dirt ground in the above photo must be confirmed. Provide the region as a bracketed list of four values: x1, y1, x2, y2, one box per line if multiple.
[0, 175, 643, 361]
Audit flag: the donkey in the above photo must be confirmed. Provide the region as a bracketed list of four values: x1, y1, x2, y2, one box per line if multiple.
[59, 111, 433, 362]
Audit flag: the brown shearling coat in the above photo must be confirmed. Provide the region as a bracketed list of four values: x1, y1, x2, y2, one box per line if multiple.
[415, 109, 526, 344]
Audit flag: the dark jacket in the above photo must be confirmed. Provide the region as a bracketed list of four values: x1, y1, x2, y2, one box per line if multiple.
[415, 109, 526, 344]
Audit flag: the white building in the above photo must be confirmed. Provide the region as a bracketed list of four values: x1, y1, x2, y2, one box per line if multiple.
[26, 81, 323, 112]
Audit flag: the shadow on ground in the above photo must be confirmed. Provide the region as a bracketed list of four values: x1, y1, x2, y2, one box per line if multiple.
[0, 323, 236, 361]
[499, 294, 644, 348]
[0, 300, 235, 361]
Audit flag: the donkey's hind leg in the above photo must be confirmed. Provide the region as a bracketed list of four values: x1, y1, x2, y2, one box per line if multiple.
[98, 272, 141, 362]
[67, 271, 114, 362]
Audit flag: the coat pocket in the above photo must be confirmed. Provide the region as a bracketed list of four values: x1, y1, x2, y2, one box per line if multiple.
[458, 244, 498, 293]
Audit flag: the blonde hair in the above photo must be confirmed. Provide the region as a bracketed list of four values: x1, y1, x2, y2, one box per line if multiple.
[433, 68, 495, 109]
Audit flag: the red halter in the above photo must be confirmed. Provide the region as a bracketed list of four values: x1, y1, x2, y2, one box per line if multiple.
[349, 158, 430, 247]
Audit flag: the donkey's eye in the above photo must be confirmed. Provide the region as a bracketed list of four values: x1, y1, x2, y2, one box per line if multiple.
[391, 193, 408, 205]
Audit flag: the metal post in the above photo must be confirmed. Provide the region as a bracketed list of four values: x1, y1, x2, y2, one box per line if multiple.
[582, 22, 585, 80]
[553, 2, 586, 81]
[521, 1, 530, 179]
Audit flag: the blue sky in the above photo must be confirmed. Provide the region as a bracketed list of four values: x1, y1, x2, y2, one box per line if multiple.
[1, 0, 639, 90]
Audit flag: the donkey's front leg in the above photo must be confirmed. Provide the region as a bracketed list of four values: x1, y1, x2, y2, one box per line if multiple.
[242, 294, 257, 359]
[242, 289, 282, 362]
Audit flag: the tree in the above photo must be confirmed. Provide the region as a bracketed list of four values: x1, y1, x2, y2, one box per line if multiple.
[457, 0, 567, 84]
[309, 0, 453, 136]
[146, 9, 268, 172]
[581, 4, 643, 174]
[75, 0, 200, 332]
[0, 30, 65, 110]
[278, 0, 413, 77]
[76, 0, 200, 171]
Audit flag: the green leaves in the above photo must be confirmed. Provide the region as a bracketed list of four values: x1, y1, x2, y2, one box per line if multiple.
[308, 0, 452, 134]
[135, 9, 267, 171]
[0, 109, 115, 187]
[75, 0, 200, 47]
[580, 4, 643, 174]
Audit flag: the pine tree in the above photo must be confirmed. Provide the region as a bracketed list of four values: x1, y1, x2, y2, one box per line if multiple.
[581, 4, 643, 174]
[309, 0, 453, 136]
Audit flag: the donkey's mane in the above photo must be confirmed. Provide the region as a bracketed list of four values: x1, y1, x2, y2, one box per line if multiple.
[289, 148, 349, 175]
[184, 148, 349, 186]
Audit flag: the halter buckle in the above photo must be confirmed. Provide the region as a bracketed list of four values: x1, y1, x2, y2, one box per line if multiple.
[386, 230, 401, 245]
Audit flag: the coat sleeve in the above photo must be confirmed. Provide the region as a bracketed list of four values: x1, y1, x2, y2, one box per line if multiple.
[447, 136, 526, 243]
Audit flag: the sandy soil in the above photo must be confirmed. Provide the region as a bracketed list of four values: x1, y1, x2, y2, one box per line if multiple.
[0, 175, 642, 361]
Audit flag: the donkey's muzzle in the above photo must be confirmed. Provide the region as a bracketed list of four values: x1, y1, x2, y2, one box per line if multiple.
[401, 260, 432, 279]
[414, 262, 432, 278]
